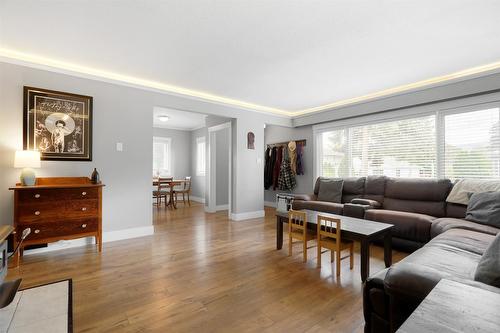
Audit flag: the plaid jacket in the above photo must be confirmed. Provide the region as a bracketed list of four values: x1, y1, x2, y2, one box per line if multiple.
[278, 157, 296, 191]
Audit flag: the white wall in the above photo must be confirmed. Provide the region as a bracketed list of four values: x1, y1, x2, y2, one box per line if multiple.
[264, 125, 314, 205]
[153, 127, 191, 179]
[215, 127, 230, 206]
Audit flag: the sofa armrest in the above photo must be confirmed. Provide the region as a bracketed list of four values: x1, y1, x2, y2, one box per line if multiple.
[351, 198, 382, 208]
[343, 203, 371, 219]
[363, 268, 390, 333]
[293, 194, 317, 201]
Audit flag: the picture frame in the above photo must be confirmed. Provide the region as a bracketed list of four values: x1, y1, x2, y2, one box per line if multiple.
[23, 86, 93, 161]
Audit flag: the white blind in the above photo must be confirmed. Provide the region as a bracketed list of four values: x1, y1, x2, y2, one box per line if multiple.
[153, 137, 171, 177]
[443, 108, 500, 179]
[319, 115, 437, 178]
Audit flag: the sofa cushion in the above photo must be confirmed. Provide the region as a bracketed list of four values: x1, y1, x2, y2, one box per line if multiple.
[383, 198, 446, 217]
[365, 209, 435, 243]
[466, 191, 500, 228]
[292, 200, 343, 215]
[446, 203, 467, 218]
[317, 179, 343, 203]
[364, 176, 386, 204]
[385, 229, 494, 301]
[475, 233, 500, 287]
[431, 217, 500, 238]
[446, 179, 500, 205]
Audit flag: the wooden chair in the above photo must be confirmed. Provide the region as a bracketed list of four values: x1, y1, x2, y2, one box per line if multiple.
[288, 210, 316, 262]
[174, 176, 192, 206]
[153, 177, 173, 206]
[316, 215, 354, 276]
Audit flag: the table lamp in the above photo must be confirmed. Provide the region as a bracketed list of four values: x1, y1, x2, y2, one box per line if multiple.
[14, 150, 41, 186]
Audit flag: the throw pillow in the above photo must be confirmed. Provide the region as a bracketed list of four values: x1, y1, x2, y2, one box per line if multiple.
[465, 191, 500, 228]
[317, 179, 343, 203]
[474, 233, 500, 287]
[447, 179, 500, 205]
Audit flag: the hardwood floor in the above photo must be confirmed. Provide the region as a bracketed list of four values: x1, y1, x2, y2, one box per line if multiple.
[7, 203, 407, 332]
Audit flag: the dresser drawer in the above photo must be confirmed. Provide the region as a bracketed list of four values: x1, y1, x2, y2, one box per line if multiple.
[18, 188, 98, 203]
[18, 202, 66, 223]
[18, 219, 98, 241]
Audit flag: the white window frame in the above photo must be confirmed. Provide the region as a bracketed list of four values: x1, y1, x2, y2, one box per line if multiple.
[196, 136, 206, 176]
[313, 95, 500, 185]
[153, 136, 172, 177]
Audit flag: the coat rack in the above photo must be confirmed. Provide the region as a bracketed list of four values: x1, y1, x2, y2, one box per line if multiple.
[266, 139, 306, 148]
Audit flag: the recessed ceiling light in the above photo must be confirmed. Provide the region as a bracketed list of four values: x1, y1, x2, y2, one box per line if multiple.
[157, 115, 170, 122]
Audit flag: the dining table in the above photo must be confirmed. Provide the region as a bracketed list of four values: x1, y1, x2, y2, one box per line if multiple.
[152, 178, 188, 209]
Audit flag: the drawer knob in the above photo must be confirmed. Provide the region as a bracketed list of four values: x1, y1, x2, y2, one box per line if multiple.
[34, 211, 40, 216]
[34, 194, 40, 199]
[82, 191, 87, 196]
[81, 224, 87, 228]
[34, 229, 40, 234]
[81, 207, 87, 211]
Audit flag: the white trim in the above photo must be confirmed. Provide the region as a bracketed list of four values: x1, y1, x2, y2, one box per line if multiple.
[153, 123, 205, 131]
[208, 122, 231, 132]
[264, 201, 276, 208]
[230, 210, 265, 221]
[204, 206, 216, 213]
[190, 195, 205, 203]
[22, 225, 155, 255]
[216, 204, 229, 211]
[196, 136, 206, 176]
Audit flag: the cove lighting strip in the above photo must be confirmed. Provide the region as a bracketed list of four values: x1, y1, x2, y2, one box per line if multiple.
[2, 47, 500, 117]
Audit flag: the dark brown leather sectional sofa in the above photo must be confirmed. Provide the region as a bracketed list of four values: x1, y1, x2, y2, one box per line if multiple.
[292, 176, 500, 332]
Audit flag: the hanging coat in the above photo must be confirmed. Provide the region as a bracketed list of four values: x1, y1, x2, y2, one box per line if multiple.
[288, 141, 297, 175]
[264, 147, 271, 189]
[273, 147, 283, 190]
[264, 147, 276, 189]
[278, 147, 296, 191]
[296, 142, 304, 175]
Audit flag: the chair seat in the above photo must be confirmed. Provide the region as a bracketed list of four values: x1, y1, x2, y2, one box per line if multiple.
[153, 190, 170, 196]
[319, 236, 353, 250]
[290, 229, 316, 241]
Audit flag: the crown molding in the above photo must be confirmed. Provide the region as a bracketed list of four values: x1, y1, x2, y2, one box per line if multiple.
[2, 47, 500, 119]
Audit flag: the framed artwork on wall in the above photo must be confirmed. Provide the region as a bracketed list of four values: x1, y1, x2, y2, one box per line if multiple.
[23, 86, 93, 161]
[247, 131, 255, 149]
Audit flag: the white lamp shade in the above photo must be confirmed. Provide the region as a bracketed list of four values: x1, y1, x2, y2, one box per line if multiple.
[14, 150, 41, 168]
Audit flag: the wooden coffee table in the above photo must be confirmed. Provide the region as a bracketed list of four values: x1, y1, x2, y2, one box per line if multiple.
[276, 209, 394, 282]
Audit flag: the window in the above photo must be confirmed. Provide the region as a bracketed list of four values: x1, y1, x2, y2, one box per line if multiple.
[443, 108, 500, 179]
[316, 106, 500, 180]
[196, 137, 206, 176]
[153, 137, 171, 177]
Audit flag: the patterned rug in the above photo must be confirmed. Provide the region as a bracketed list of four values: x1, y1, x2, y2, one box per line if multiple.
[0, 279, 72, 333]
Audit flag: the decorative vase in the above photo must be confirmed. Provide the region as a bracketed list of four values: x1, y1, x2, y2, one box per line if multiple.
[91, 168, 100, 184]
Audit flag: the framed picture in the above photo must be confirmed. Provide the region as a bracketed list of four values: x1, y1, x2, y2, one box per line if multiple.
[23, 86, 93, 161]
[247, 131, 255, 149]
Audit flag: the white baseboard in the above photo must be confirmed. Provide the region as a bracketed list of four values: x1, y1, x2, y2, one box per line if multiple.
[23, 225, 155, 256]
[190, 196, 205, 203]
[264, 201, 276, 208]
[230, 210, 265, 221]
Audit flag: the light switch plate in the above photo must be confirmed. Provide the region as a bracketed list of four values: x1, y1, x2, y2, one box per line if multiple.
[116, 142, 123, 151]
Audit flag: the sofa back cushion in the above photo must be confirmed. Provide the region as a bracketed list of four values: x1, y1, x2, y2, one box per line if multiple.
[341, 177, 365, 203]
[383, 178, 452, 217]
[363, 176, 386, 203]
[313, 177, 365, 203]
[446, 203, 467, 218]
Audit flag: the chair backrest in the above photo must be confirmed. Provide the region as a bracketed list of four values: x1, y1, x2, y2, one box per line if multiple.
[317, 215, 341, 242]
[157, 177, 173, 191]
[288, 210, 307, 234]
[184, 176, 192, 190]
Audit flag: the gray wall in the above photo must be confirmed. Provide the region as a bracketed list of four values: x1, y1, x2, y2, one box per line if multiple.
[215, 127, 230, 206]
[264, 125, 314, 204]
[190, 127, 206, 199]
[0, 62, 153, 232]
[153, 127, 191, 179]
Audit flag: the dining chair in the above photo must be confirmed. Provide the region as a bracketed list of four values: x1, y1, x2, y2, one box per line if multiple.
[174, 176, 192, 206]
[288, 210, 315, 262]
[316, 215, 354, 276]
[153, 177, 173, 206]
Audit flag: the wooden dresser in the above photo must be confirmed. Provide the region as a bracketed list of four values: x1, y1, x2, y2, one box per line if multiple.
[9, 177, 104, 267]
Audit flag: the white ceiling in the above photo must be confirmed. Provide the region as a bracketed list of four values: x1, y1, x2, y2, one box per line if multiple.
[2, 1, 500, 116]
[153, 107, 206, 130]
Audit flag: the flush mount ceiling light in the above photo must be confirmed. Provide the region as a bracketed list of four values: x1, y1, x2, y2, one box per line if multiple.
[157, 115, 170, 122]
